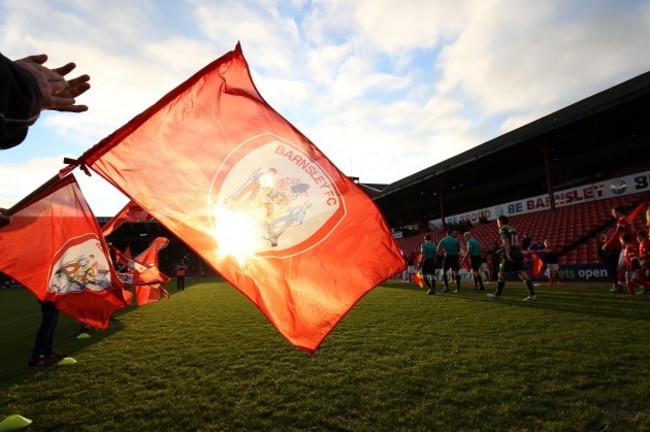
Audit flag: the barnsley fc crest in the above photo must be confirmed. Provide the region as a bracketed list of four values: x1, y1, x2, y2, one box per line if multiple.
[208, 133, 346, 258]
[48, 233, 113, 294]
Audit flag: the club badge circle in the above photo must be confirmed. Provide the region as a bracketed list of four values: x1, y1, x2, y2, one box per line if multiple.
[208, 133, 346, 259]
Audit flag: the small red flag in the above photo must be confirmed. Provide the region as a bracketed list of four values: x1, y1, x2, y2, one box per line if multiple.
[102, 200, 153, 237]
[111, 239, 170, 306]
[111, 245, 132, 268]
[413, 271, 424, 288]
[131, 237, 171, 306]
[71, 43, 405, 353]
[530, 252, 544, 277]
[0, 175, 129, 329]
[628, 202, 646, 221]
[134, 265, 170, 287]
[135, 284, 170, 306]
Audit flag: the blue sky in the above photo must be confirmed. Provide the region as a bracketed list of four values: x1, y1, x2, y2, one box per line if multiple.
[1, 0, 649, 216]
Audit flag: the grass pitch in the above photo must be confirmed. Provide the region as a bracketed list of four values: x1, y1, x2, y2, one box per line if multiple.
[1, 278, 649, 431]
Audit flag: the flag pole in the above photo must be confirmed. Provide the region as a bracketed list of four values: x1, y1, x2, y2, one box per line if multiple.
[4, 173, 63, 216]
[3, 157, 88, 217]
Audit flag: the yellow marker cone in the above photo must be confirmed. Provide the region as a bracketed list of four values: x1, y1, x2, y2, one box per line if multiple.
[57, 357, 77, 366]
[77, 333, 91, 339]
[0, 414, 32, 431]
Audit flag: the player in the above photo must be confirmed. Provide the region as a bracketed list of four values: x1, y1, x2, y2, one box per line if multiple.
[487, 215, 537, 301]
[635, 230, 650, 295]
[436, 229, 461, 292]
[462, 231, 485, 291]
[620, 233, 649, 296]
[602, 206, 634, 293]
[420, 234, 437, 295]
[542, 239, 561, 285]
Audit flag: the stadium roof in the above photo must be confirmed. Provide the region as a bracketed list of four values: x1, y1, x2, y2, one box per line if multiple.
[373, 70, 650, 227]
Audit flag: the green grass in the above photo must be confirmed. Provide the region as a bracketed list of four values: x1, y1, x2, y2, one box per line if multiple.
[1, 278, 649, 431]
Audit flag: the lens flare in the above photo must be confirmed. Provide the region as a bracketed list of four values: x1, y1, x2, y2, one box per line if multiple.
[211, 208, 261, 265]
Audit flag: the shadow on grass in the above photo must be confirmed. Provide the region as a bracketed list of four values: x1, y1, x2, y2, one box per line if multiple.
[435, 283, 650, 321]
[0, 303, 129, 394]
[0, 278, 222, 394]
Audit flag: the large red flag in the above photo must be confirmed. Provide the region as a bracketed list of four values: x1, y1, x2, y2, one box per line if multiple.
[102, 200, 153, 237]
[69, 43, 406, 353]
[0, 175, 130, 329]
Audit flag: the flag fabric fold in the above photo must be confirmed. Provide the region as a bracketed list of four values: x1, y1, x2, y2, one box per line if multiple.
[133, 237, 170, 287]
[134, 283, 170, 307]
[113, 239, 170, 306]
[111, 245, 132, 268]
[71, 43, 406, 353]
[0, 175, 129, 329]
[102, 200, 153, 237]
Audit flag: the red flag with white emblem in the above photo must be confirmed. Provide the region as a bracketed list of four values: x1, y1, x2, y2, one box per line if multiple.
[68, 43, 405, 353]
[0, 175, 130, 329]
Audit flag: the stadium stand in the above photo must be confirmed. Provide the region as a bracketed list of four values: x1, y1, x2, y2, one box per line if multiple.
[394, 190, 650, 266]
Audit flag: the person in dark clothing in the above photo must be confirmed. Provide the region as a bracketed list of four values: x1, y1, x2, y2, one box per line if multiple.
[29, 301, 65, 367]
[420, 234, 437, 295]
[436, 230, 461, 292]
[598, 231, 619, 289]
[175, 259, 188, 291]
[463, 231, 486, 291]
[487, 215, 537, 301]
[542, 239, 561, 285]
[1, 52, 90, 149]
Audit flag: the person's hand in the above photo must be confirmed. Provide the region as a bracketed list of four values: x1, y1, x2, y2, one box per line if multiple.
[0, 208, 11, 229]
[15, 54, 90, 112]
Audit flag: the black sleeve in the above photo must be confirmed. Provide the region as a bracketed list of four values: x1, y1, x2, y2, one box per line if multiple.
[0, 52, 43, 149]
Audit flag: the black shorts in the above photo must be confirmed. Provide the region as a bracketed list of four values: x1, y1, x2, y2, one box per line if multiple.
[422, 258, 437, 275]
[442, 255, 460, 271]
[470, 255, 482, 272]
[499, 248, 526, 273]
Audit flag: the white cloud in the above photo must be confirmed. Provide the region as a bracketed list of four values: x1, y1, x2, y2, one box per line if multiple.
[436, 0, 650, 133]
[0, 156, 67, 207]
[75, 173, 130, 217]
[351, 0, 468, 53]
[306, 43, 352, 85]
[189, 0, 304, 73]
[0, 154, 128, 216]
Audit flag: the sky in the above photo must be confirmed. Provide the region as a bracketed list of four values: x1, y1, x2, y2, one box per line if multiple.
[1, 0, 649, 216]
